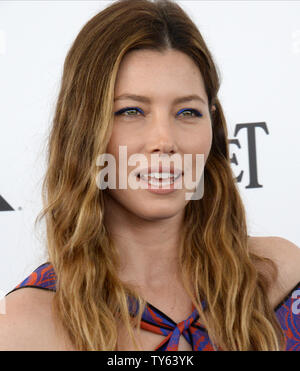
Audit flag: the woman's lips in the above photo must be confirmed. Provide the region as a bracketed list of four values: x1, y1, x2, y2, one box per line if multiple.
[136, 173, 183, 194]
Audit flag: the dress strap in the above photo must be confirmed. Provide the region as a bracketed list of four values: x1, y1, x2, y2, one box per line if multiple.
[5, 262, 56, 296]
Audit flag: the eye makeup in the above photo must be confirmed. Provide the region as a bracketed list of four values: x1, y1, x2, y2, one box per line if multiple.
[114, 107, 144, 116]
[176, 108, 203, 118]
[114, 107, 203, 118]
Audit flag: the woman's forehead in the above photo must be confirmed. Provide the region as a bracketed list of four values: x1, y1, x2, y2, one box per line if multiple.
[114, 49, 207, 104]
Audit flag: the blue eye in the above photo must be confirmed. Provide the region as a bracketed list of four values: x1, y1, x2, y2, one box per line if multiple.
[177, 108, 203, 118]
[114, 107, 143, 116]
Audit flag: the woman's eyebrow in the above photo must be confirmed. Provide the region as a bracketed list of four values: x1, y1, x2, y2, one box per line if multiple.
[114, 94, 207, 105]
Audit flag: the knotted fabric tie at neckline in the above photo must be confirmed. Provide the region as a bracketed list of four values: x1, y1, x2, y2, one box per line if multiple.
[127, 296, 205, 351]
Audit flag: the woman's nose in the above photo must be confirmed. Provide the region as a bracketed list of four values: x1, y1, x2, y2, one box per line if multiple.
[145, 114, 178, 155]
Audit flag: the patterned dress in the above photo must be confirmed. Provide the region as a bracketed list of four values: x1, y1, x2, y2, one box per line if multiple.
[6, 262, 300, 351]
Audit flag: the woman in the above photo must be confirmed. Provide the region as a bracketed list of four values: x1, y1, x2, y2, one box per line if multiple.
[1, 0, 300, 351]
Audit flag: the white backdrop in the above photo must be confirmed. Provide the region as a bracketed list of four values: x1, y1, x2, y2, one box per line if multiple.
[0, 0, 299, 294]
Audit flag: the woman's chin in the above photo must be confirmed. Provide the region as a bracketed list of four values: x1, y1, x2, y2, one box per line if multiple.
[131, 202, 185, 221]
[104, 189, 186, 221]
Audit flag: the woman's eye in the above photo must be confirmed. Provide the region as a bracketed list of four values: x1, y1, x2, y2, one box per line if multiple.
[177, 108, 203, 118]
[114, 107, 143, 116]
[114, 107, 203, 118]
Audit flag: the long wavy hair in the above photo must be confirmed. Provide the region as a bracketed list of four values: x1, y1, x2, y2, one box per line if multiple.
[35, 0, 285, 350]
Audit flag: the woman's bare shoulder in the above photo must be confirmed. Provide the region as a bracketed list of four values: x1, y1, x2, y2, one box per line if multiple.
[0, 287, 74, 350]
[248, 235, 300, 308]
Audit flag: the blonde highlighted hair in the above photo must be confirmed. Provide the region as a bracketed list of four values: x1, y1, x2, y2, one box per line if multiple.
[35, 0, 285, 350]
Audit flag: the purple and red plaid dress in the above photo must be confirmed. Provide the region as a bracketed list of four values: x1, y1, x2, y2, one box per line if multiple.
[6, 262, 300, 351]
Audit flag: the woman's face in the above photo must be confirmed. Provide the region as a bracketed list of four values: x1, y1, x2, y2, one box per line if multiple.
[105, 49, 213, 221]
